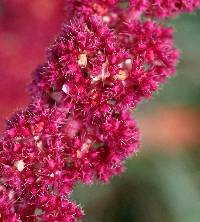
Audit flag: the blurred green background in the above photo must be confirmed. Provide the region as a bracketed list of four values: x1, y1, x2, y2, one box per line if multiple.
[72, 10, 200, 222]
[0, 2, 200, 222]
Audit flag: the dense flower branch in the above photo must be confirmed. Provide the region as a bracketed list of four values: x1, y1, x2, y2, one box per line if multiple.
[0, 0, 199, 221]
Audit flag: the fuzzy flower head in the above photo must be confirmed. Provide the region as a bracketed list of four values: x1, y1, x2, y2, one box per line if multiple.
[0, 0, 199, 221]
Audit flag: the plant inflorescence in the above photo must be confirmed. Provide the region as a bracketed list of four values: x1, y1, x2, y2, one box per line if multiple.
[0, 1, 199, 221]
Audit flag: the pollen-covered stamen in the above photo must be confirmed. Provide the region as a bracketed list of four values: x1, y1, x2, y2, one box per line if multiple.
[14, 160, 25, 172]
[91, 62, 110, 83]
[115, 69, 128, 80]
[78, 53, 87, 68]
[77, 139, 92, 158]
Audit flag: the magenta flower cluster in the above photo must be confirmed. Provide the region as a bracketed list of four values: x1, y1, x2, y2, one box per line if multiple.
[0, 1, 199, 221]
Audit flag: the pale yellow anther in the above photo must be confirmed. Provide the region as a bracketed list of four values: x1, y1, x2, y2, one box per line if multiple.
[76, 150, 82, 158]
[116, 69, 128, 80]
[78, 53, 87, 68]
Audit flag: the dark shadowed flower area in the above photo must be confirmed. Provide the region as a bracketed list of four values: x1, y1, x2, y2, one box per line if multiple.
[0, 1, 200, 221]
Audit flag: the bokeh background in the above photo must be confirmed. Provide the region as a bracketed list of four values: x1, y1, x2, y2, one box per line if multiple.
[0, 1, 200, 222]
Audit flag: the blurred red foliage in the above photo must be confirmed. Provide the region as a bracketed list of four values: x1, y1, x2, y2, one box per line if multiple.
[140, 106, 200, 150]
[0, 0, 66, 131]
